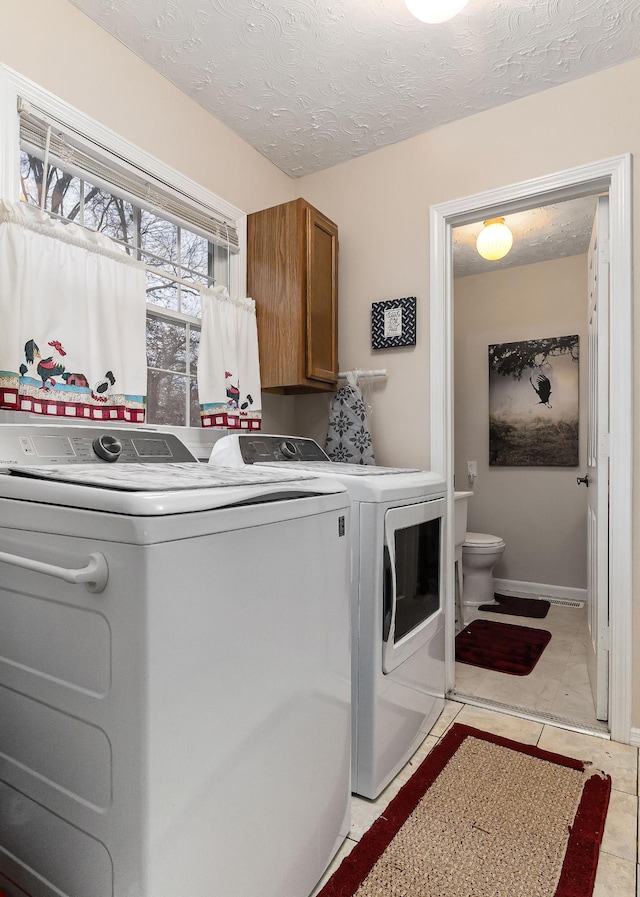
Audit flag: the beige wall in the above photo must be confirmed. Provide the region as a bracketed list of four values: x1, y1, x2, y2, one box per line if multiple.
[295, 58, 640, 460]
[295, 61, 640, 726]
[0, 0, 294, 216]
[453, 255, 588, 589]
[2, 2, 638, 725]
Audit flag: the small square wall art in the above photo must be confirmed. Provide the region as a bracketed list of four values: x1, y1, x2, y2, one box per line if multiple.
[488, 334, 579, 466]
[371, 297, 416, 349]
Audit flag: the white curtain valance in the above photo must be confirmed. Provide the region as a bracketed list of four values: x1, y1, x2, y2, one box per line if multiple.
[197, 286, 262, 430]
[0, 200, 148, 422]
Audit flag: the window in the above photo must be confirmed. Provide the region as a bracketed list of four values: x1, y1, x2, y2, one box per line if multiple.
[2, 66, 246, 432]
[20, 153, 214, 426]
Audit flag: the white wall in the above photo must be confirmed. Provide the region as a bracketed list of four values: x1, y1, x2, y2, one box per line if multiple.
[454, 255, 588, 589]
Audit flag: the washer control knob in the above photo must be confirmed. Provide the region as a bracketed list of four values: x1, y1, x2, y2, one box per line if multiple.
[279, 440, 298, 459]
[93, 434, 122, 462]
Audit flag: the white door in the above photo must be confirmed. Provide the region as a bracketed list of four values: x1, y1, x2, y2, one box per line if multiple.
[584, 194, 610, 721]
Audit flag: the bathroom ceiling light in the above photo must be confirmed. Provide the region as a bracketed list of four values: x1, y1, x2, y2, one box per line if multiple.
[476, 217, 514, 261]
[404, 0, 469, 24]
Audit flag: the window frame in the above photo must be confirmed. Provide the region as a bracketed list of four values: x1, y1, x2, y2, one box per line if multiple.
[0, 64, 248, 455]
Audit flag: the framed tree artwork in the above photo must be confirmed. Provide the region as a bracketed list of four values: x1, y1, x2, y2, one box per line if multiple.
[488, 334, 579, 466]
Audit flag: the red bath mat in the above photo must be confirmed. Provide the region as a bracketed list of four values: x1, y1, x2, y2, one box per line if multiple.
[455, 619, 551, 675]
[479, 593, 551, 618]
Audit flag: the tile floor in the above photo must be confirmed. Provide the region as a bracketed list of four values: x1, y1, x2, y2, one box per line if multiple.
[312, 701, 639, 897]
[455, 600, 605, 732]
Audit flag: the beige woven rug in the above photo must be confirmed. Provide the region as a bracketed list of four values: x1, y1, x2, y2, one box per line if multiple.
[355, 736, 589, 897]
[321, 725, 611, 897]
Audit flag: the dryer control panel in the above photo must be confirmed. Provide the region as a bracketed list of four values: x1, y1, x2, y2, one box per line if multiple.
[236, 435, 329, 465]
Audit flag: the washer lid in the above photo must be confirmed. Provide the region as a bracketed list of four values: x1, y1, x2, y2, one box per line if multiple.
[0, 463, 348, 515]
[463, 531, 505, 548]
[6, 462, 321, 492]
[209, 432, 445, 502]
[260, 460, 420, 476]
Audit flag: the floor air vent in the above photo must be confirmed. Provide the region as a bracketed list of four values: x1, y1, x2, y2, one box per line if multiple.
[539, 596, 585, 609]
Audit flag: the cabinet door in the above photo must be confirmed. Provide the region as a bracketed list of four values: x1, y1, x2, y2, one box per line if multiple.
[306, 206, 338, 385]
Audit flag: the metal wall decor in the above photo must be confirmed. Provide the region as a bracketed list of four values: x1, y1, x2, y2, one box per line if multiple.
[371, 297, 417, 349]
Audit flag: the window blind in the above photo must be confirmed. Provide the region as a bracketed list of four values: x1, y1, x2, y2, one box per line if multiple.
[18, 98, 239, 252]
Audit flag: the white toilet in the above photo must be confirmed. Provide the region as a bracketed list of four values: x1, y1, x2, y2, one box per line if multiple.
[461, 532, 506, 607]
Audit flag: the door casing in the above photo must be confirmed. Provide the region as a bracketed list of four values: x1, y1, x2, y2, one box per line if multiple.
[586, 195, 610, 721]
[429, 155, 633, 743]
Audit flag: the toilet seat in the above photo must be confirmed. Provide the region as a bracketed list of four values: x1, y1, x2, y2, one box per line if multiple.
[462, 532, 505, 554]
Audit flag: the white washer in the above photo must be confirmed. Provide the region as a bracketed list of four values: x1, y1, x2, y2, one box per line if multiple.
[0, 425, 351, 897]
[210, 434, 446, 799]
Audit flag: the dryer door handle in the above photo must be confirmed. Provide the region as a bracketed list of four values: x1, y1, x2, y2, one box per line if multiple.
[382, 544, 393, 643]
[0, 549, 108, 593]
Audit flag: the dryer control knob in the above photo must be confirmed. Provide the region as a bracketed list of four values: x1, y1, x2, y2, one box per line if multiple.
[93, 434, 122, 462]
[279, 440, 298, 459]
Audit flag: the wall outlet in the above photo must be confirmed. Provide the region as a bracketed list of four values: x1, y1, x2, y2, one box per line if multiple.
[467, 461, 477, 479]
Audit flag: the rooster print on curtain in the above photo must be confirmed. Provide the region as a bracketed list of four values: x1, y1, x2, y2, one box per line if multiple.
[19, 339, 117, 405]
[0, 201, 147, 422]
[197, 287, 262, 430]
[488, 334, 579, 466]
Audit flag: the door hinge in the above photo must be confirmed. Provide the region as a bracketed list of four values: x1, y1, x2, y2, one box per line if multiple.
[600, 433, 611, 457]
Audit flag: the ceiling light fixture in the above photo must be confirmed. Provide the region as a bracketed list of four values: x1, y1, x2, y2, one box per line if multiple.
[404, 0, 469, 24]
[476, 217, 513, 261]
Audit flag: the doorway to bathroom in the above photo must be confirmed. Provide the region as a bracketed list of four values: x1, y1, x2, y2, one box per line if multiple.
[451, 202, 601, 734]
[429, 156, 633, 744]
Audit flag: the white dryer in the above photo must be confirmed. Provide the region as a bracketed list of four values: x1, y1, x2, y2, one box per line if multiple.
[0, 424, 351, 897]
[210, 434, 446, 799]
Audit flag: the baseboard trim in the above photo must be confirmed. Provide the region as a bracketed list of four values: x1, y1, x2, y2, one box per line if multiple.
[493, 579, 587, 603]
[629, 728, 640, 748]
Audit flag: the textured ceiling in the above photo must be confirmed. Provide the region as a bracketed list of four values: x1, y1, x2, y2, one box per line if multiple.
[453, 194, 599, 277]
[67, 0, 628, 272]
[68, 0, 640, 179]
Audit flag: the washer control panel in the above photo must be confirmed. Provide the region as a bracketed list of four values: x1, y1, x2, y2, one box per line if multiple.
[0, 425, 197, 467]
[238, 435, 330, 464]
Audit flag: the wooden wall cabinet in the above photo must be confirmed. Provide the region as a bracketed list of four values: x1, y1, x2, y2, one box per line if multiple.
[248, 197, 338, 394]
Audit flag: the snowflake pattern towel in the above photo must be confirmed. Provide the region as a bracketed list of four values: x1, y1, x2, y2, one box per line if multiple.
[325, 373, 375, 464]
